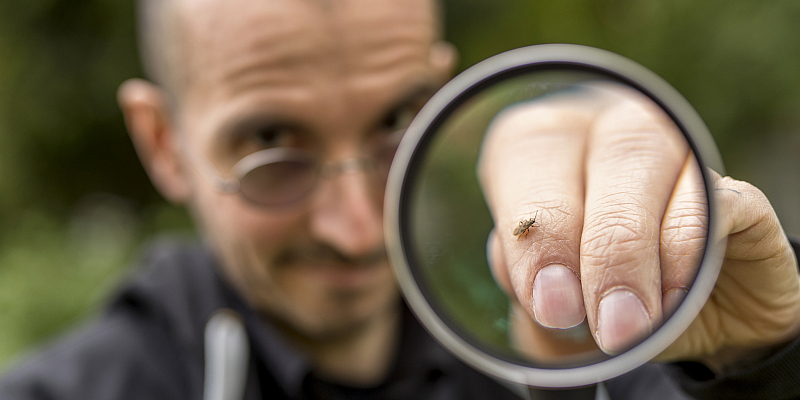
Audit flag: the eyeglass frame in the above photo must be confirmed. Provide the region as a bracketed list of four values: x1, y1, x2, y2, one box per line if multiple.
[180, 128, 406, 208]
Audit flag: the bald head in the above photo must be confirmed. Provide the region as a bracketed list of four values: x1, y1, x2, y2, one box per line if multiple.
[137, 0, 181, 102]
[136, 0, 444, 107]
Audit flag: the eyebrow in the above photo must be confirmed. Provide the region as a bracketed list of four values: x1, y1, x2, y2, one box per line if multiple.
[369, 79, 440, 129]
[211, 113, 306, 154]
[211, 79, 442, 151]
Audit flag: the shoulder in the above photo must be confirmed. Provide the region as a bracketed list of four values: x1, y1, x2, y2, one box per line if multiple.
[0, 237, 220, 400]
[0, 310, 187, 400]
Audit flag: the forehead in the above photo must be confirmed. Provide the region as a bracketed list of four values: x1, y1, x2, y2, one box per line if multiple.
[175, 0, 438, 114]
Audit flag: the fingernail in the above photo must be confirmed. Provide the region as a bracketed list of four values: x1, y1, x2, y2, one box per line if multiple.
[532, 264, 586, 329]
[597, 289, 651, 354]
[663, 288, 688, 318]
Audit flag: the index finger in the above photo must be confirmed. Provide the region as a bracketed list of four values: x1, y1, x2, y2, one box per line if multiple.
[478, 90, 602, 330]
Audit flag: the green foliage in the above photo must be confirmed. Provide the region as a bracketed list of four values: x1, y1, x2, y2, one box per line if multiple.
[0, 195, 192, 370]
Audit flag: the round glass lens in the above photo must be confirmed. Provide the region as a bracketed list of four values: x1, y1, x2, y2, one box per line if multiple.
[240, 159, 318, 207]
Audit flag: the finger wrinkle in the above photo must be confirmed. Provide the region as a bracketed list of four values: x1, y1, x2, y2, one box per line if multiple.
[510, 235, 578, 269]
[583, 213, 651, 248]
[589, 134, 684, 166]
[590, 194, 650, 213]
[731, 221, 787, 261]
[661, 222, 708, 243]
[511, 197, 578, 218]
[665, 197, 709, 213]
[662, 213, 707, 230]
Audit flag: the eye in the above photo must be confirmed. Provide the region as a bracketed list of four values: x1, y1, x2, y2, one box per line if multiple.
[255, 124, 297, 148]
[379, 104, 417, 133]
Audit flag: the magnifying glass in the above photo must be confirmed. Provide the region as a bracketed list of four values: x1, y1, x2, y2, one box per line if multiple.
[384, 44, 726, 394]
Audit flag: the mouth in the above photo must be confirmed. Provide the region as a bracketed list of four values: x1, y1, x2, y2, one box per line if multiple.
[293, 259, 390, 291]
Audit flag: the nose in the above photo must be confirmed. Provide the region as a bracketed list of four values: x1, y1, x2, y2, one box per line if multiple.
[309, 163, 385, 258]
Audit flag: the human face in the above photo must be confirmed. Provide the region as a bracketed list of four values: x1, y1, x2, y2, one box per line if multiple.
[172, 0, 450, 338]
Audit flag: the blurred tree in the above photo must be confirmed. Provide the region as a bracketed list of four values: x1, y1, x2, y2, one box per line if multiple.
[0, 0, 157, 226]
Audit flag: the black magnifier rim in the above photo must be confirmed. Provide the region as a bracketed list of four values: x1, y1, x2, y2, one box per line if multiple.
[386, 44, 726, 388]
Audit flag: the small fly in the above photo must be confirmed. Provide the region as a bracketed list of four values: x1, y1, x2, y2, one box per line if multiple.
[513, 210, 540, 240]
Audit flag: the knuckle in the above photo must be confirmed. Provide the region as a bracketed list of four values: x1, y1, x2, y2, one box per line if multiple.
[595, 101, 675, 140]
[591, 129, 679, 169]
[581, 207, 652, 268]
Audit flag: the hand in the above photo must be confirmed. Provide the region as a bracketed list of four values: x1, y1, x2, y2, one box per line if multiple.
[478, 83, 800, 369]
[661, 171, 800, 371]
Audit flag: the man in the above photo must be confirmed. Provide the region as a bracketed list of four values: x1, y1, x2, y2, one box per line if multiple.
[0, 0, 798, 399]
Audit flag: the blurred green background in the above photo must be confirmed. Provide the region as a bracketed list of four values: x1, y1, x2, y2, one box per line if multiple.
[0, 0, 799, 370]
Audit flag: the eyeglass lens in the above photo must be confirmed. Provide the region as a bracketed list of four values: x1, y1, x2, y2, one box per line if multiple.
[237, 132, 403, 207]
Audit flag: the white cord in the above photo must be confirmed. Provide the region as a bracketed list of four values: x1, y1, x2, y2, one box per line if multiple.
[203, 310, 250, 400]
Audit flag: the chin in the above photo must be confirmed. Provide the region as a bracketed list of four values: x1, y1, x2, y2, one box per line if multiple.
[283, 278, 400, 341]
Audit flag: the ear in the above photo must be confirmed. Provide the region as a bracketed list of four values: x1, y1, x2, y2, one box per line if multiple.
[429, 41, 459, 83]
[118, 79, 191, 204]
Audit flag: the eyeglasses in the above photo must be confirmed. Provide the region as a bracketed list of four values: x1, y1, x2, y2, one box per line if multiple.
[183, 129, 404, 208]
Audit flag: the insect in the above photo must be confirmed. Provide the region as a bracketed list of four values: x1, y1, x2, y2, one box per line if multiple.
[513, 210, 540, 240]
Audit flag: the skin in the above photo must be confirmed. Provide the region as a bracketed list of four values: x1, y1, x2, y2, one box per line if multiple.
[479, 83, 800, 370]
[118, 0, 455, 385]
